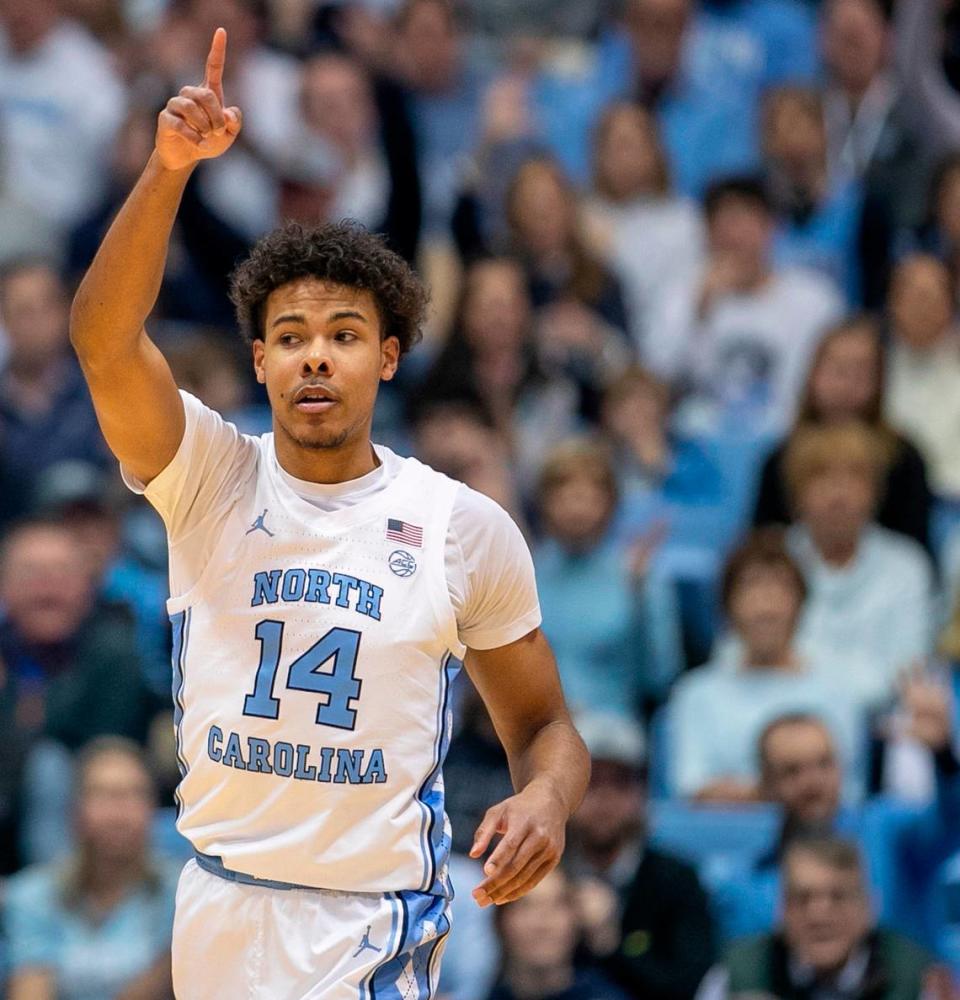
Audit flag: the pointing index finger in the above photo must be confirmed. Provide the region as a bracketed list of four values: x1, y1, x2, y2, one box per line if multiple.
[203, 27, 227, 103]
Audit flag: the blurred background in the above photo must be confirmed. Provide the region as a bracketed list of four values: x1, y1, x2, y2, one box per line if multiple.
[5, 0, 960, 996]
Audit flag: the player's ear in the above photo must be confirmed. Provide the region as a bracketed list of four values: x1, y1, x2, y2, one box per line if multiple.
[252, 339, 266, 384]
[380, 335, 400, 382]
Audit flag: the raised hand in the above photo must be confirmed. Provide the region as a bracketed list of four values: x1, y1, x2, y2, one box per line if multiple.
[900, 668, 954, 753]
[156, 28, 242, 171]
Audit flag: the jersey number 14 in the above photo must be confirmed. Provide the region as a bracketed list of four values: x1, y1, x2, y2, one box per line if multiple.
[242, 620, 362, 731]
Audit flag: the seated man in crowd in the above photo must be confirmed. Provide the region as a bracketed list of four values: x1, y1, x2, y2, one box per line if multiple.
[569, 712, 716, 1000]
[0, 259, 109, 520]
[714, 684, 960, 951]
[698, 836, 937, 999]
[653, 176, 843, 434]
[784, 420, 935, 701]
[4, 737, 179, 1000]
[486, 867, 630, 1000]
[0, 517, 158, 871]
[667, 529, 864, 802]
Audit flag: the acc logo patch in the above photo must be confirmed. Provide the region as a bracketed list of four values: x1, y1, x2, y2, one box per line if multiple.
[388, 549, 417, 578]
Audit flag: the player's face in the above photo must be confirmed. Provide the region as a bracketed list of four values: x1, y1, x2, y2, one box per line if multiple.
[253, 279, 399, 457]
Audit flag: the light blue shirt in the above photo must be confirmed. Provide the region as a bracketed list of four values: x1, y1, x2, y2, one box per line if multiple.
[4, 858, 180, 1000]
[787, 524, 937, 697]
[667, 658, 865, 798]
[534, 538, 683, 717]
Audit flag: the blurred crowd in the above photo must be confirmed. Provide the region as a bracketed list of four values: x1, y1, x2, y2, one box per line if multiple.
[5, 0, 960, 996]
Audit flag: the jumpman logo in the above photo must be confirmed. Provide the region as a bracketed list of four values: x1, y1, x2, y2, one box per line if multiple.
[352, 926, 382, 958]
[245, 509, 275, 537]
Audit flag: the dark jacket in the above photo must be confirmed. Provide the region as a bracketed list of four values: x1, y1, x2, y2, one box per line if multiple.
[724, 929, 933, 1000]
[605, 847, 716, 1000]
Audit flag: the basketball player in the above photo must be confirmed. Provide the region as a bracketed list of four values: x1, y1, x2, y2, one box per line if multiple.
[69, 27, 590, 1000]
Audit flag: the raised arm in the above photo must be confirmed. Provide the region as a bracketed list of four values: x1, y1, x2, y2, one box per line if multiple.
[69, 28, 242, 485]
[464, 628, 590, 907]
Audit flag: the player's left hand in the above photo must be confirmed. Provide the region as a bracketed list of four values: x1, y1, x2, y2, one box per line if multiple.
[468, 780, 566, 907]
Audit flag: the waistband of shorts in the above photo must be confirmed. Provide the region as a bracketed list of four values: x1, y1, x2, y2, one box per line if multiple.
[194, 852, 333, 893]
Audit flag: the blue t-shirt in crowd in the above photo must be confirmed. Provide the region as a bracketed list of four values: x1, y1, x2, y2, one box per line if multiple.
[4, 858, 180, 1000]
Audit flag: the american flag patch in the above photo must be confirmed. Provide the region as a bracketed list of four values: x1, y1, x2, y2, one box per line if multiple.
[386, 518, 423, 547]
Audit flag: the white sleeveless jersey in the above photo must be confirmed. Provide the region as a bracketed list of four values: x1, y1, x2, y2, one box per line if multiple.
[166, 437, 465, 896]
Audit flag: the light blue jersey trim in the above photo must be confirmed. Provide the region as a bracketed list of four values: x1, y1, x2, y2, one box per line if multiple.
[415, 653, 459, 894]
[369, 891, 449, 999]
[169, 608, 191, 818]
[194, 852, 334, 893]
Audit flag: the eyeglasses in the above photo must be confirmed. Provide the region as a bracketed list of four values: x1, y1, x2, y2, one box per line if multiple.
[785, 886, 864, 908]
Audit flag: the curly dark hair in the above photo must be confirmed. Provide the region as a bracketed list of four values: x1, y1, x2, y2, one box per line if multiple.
[229, 220, 428, 355]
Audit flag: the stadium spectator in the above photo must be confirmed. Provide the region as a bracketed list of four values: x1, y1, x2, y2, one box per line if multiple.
[583, 102, 706, 361]
[762, 85, 864, 300]
[615, 0, 759, 196]
[486, 867, 630, 1000]
[914, 152, 960, 276]
[784, 421, 935, 693]
[440, 687, 513, 1000]
[821, 0, 928, 307]
[667, 529, 864, 801]
[506, 156, 630, 335]
[753, 314, 932, 550]
[569, 711, 716, 999]
[0, 0, 126, 239]
[534, 438, 683, 718]
[0, 259, 109, 516]
[417, 257, 580, 487]
[698, 835, 937, 999]
[713, 683, 960, 946]
[884, 254, 960, 500]
[391, 0, 489, 241]
[412, 401, 525, 526]
[0, 518, 157, 871]
[655, 177, 844, 434]
[3, 737, 178, 1000]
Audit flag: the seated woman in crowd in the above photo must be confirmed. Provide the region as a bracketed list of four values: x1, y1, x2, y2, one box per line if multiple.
[667, 529, 863, 802]
[784, 421, 936, 699]
[416, 256, 580, 493]
[534, 438, 683, 719]
[582, 101, 705, 361]
[754, 314, 932, 549]
[486, 867, 629, 1000]
[884, 253, 960, 501]
[4, 737, 179, 1000]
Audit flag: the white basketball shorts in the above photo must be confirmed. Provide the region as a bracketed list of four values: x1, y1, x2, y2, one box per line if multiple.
[172, 857, 452, 999]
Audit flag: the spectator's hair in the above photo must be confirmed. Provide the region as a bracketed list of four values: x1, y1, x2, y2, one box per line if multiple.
[795, 314, 887, 427]
[412, 397, 497, 434]
[506, 156, 610, 305]
[823, 0, 893, 25]
[720, 528, 808, 614]
[757, 712, 832, 771]
[703, 175, 774, 221]
[602, 365, 671, 418]
[228, 221, 428, 355]
[593, 101, 672, 199]
[537, 437, 620, 513]
[782, 420, 887, 511]
[76, 735, 157, 797]
[783, 834, 866, 885]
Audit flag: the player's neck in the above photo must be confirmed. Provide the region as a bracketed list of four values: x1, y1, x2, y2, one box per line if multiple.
[274, 427, 380, 485]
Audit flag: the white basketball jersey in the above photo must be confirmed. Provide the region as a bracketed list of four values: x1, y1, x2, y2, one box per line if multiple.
[167, 438, 464, 895]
